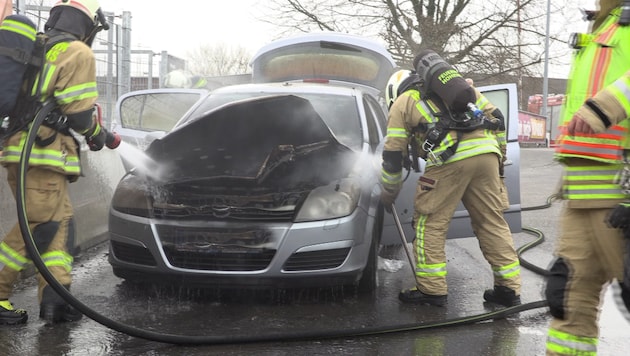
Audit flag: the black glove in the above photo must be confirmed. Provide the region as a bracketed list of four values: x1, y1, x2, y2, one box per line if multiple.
[380, 187, 400, 213]
[85, 124, 106, 151]
[607, 203, 630, 239]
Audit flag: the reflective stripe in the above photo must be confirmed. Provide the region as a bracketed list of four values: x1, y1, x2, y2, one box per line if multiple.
[564, 166, 621, 178]
[0, 242, 29, 272]
[556, 125, 626, 162]
[0, 131, 81, 174]
[546, 328, 597, 355]
[562, 165, 626, 200]
[608, 76, 630, 116]
[415, 262, 447, 277]
[492, 261, 520, 279]
[405, 91, 436, 122]
[0, 300, 16, 311]
[386, 127, 407, 138]
[415, 214, 428, 263]
[413, 214, 447, 277]
[55, 82, 98, 105]
[0, 18, 37, 41]
[381, 168, 402, 186]
[563, 184, 625, 199]
[476, 95, 490, 110]
[41, 251, 73, 273]
[33, 63, 57, 97]
[426, 134, 500, 168]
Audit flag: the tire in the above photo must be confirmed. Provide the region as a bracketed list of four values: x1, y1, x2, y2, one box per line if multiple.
[357, 206, 383, 294]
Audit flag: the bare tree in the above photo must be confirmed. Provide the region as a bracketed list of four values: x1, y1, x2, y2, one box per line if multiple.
[259, 0, 576, 84]
[185, 43, 251, 77]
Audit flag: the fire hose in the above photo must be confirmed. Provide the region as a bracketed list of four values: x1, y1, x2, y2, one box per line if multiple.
[17, 100, 549, 345]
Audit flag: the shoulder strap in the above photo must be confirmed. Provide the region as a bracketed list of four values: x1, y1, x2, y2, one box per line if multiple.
[0, 46, 38, 65]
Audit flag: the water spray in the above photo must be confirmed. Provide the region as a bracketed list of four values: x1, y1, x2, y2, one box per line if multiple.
[17, 100, 550, 345]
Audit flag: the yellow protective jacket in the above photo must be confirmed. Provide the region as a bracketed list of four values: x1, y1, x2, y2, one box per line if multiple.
[0, 37, 98, 180]
[554, 7, 630, 207]
[381, 87, 504, 192]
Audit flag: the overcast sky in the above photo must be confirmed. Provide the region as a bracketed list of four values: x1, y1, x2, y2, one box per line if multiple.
[99, 0, 276, 57]
[95, 0, 597, 78]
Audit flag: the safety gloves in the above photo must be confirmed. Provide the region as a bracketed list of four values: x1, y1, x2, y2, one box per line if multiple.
[83, 104, 121, 151]
[83, 104, 106, 151]
[607, 203, 630, 239]
[380, 185, 401, 213]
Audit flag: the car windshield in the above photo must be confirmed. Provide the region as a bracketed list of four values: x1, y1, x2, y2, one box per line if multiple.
[183, 92, 363, 150]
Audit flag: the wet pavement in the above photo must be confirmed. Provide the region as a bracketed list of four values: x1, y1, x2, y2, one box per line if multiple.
[1, 148, 629, 355]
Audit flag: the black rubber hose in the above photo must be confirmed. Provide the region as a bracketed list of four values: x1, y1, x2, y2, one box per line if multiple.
[17, 103, 550, 345]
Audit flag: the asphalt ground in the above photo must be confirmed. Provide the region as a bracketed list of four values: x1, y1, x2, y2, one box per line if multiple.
[1, 147, 629, 355]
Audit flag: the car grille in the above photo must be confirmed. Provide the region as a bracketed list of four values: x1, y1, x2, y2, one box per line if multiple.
[163, 247, 276, 271]
[153, 205, 296, 221]
[283, 248, 351, 271]
[110, 241, 157, 266]
[157, 225, 276, 271]
[152, 188, 307, 222]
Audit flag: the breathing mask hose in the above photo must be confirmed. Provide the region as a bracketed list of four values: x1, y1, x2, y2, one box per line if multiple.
[18, 101, 549, 345]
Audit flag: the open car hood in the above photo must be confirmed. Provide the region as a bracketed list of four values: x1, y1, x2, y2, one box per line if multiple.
[144, 95, 357, 188]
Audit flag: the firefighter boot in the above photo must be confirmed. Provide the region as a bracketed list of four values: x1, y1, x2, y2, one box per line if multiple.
[0, 300, 28, 325]
[483, 285, 521, 307]
[39, 285, 82, 323]
[399, 287, 447, 306]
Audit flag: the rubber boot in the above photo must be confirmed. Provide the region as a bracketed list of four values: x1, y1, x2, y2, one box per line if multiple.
[483, 285, 521, 307]
[39, 285, 82, 323]
[0, 300, 28, 325]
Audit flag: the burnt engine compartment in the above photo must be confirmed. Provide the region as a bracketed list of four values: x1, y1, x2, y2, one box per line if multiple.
[141, 95, 360, 221]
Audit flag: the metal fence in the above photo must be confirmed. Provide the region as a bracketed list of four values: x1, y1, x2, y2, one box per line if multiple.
[14, 1, 186, 127]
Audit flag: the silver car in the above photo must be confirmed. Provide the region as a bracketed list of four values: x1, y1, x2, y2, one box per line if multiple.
[107, 33, 522, 293]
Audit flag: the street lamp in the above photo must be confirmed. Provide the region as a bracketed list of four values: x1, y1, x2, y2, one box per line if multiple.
[542, 0, 551, 146]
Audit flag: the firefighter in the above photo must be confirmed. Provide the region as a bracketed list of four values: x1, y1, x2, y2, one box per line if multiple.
[380, 51, 521, 307]
[0, 0, 117, 325]
[544, 1, 630, 354]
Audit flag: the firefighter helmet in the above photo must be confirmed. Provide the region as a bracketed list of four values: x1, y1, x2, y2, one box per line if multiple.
[163, 70, 192, 89]
[52, 0, 101, 24]
[385, 69, 421, 109]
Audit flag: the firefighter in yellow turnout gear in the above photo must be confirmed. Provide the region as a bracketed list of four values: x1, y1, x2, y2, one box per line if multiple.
[0, 0, 116, 325]
[545, 1, 630, 354]
[380, 50, 521, 307]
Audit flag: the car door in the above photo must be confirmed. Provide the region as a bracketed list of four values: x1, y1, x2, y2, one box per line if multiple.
[111, 88, 208, 151]
[380, 83, 522, 245]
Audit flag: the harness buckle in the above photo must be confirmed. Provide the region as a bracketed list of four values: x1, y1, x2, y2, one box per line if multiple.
[617, 165, 630, 195]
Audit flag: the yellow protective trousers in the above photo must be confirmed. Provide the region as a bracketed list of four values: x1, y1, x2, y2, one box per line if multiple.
[545, 207, 625, 356]
[412, 153, 521, 295]
[0, 165, 74, 302]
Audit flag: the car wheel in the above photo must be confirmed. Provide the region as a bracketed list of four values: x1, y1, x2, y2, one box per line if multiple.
[357, 207, 383, 293]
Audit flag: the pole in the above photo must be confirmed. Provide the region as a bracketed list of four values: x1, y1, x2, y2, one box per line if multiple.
[542, 0, 551, 146]
[390, 205, 420, 288]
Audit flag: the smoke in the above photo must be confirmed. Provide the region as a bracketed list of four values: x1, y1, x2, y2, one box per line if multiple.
[116, 141, 171, 182]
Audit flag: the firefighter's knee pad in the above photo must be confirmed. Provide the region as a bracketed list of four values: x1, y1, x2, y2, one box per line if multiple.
[32, 221, 60, 253]
[545, 257, 570, 320]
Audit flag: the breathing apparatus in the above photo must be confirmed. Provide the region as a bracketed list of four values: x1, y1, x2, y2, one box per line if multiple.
[412, 50, 499, 165]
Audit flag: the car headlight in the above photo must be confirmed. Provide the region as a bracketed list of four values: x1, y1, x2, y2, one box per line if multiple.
[294, 178, 360, 222]
[110, 174, 153, 217]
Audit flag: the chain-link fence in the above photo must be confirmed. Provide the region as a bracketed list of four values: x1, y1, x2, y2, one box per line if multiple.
[14, 1, 186, 127]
